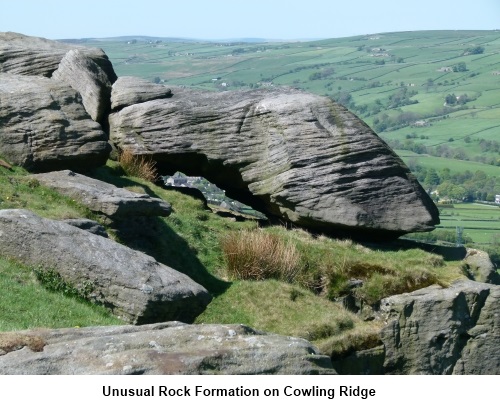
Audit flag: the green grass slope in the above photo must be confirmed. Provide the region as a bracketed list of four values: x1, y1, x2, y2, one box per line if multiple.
[0, 161, 469, 356]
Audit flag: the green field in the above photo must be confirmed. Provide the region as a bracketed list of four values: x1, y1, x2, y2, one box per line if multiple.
[437, 203, 500, 245]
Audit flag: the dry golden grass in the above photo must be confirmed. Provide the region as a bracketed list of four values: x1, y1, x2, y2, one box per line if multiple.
[221, 229, 301, 282]
[118, 149, 158, 183]
[0, 332, 45, 353]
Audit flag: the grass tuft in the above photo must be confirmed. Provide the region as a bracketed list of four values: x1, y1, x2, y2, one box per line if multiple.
[118, 149, 158, 183]
[221, 229, 301, 282]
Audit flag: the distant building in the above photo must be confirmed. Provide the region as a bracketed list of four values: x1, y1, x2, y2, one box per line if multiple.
[495, 195, 500, 204]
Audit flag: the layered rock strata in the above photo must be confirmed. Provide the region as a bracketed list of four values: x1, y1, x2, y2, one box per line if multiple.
[109, 86, 439, 237]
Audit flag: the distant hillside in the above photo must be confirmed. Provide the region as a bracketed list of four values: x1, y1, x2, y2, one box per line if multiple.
[78, 30, 500, 177]
[77, 30, 500, 248]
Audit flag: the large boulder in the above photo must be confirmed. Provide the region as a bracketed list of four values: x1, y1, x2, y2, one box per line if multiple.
[0, 322, 334, 375]
[0, 32, 116, 81]
[0, 73, 109, 171]
[52, 49, 114, 125]
[109, 87, 439, 238]
[380, 280, 500, 374]
[0, 210, 210, 324]
[31, 170, 171, 218]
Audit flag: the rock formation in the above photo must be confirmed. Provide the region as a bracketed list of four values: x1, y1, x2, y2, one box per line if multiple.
[0, 73, 109, 171]
[380, 280, 500, 374]
[0, 210, 211, 324]
[0, 32, 115, 172]
[31, 170, 171, 218]
[52, 49, 113, 125]
[109, 86, 439, 238]
[0, 32, 116, 80]
[1, 32, 439, 237]
[0, 322, 334, 375]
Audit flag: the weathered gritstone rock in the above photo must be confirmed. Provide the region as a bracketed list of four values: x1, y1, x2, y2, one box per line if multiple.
[0, 32, 117, 81]
[109, 86, 439, 238]
[52, 49, 114, 124]
[0, 322, 334, 375]
[380, 280, 500, 374]
[0, 73, 109, 171]
[463, 248, 500, 284]
[111, 76, 172, 111]
[0, 210, 210, 324]
[31, 170, 171, 218]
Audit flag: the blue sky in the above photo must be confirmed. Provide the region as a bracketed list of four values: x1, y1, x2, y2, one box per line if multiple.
[1, 0, 499, 40]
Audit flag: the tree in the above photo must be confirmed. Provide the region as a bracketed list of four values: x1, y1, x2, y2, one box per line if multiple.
[445, 94, 457, 105]
[424, 168, 440, 187]
[453, 62, 467, 72]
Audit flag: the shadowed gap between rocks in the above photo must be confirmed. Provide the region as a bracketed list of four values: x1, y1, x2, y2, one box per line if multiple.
[87, 167, 230, 296]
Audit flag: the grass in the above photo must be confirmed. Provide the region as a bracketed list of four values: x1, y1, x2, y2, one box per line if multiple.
[220, 225, 465, 305]
[221, 229, 301, 282]
[0, 159, 469, 358]
[195, 279, 381, 356]
[0, 257, 123, 331]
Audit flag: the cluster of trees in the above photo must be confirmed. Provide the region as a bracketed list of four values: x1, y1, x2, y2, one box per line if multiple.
[406, 163, 500, 202]
[445, 93, 472, 105]
[462, 46, 484, 55]
[452, 62, 467, 72]
[387, 136, 500, 166]
[309, 68, 335, 80]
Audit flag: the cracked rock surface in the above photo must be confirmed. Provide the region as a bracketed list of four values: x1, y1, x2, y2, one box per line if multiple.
[380, 280, 500, 374]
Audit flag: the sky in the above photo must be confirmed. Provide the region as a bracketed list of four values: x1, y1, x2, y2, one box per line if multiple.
[1, 0, 499, 40]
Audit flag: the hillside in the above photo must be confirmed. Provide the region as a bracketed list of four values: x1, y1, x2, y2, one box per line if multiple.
[76, 30, 500, 249]
[1, 31, 500, 375]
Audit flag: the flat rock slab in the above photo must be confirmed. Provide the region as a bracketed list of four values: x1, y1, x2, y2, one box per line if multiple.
[109, 86, 439, 238]
[380, 279, 500, 374]
[111, 76, 172, 111]
[0, 322, 334, 375]
[0, 210, 210, 324]
[31, 170, 171, 218]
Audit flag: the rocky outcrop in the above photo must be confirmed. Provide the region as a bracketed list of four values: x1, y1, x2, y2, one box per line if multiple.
[109, 86, 439, 238]
[0, 33, 117, 172]
[0, 73, 109, 171]
[52, 50, 113, 125]
[0, 210, 210, 324]
[31, 170, 171, 218]
[0, 32, 116, 81]
[380, 280, 500, 374]
[0, 322, 334, 375]
[111, 76, 172, 111]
